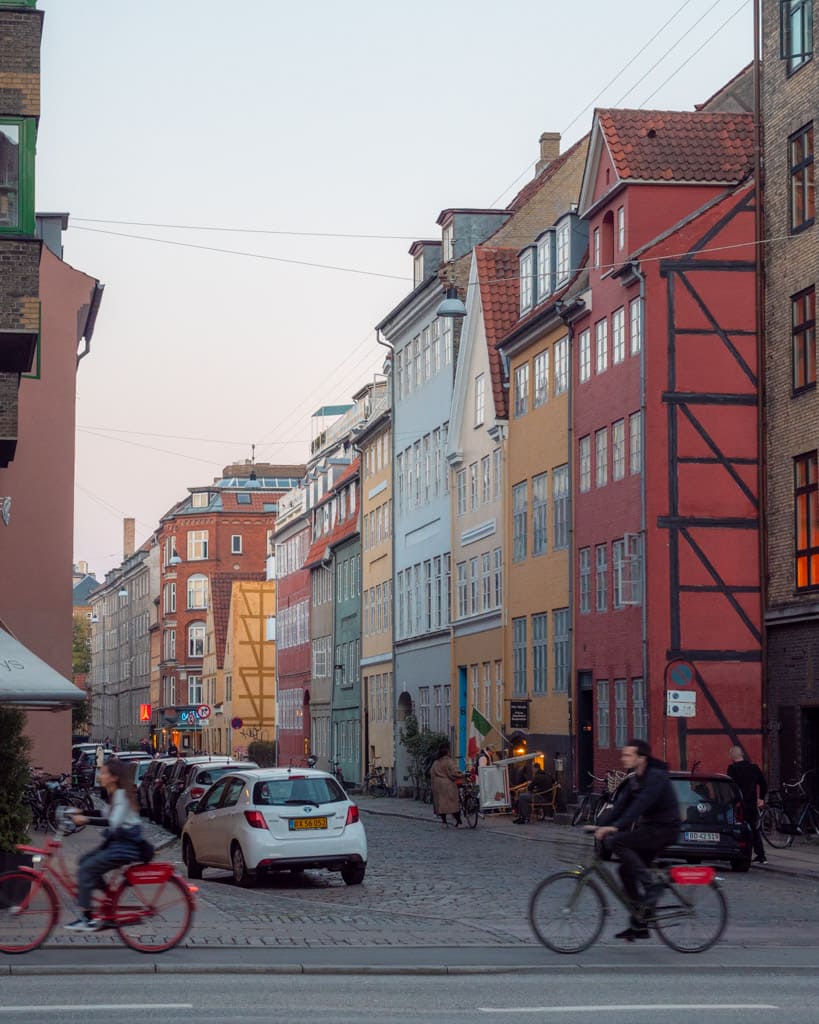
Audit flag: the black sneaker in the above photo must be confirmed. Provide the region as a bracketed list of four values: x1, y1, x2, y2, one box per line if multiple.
[615, 926, 650, 941]
[753, 856, 768, 864]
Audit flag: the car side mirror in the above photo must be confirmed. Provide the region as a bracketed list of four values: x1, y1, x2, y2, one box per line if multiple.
[188, 800, 202, 815]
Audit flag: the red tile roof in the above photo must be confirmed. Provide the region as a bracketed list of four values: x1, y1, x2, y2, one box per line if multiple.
[475, 247, 520, 419]
[211, 572, 265, 668]
[597, 109, 754, 184]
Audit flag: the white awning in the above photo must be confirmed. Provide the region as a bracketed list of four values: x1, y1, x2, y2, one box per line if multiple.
[0, 628, 86, 708]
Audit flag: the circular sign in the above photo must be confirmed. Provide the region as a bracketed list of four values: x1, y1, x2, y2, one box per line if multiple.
[197, 704, 212, 720]
[665, 659, 695, 688]
[230, 717, 243, 730]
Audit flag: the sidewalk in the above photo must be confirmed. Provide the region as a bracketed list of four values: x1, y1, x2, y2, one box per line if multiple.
[354, 794, 819, 881]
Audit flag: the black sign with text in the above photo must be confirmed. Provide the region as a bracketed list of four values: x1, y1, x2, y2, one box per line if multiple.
[510, 700, 529, 729]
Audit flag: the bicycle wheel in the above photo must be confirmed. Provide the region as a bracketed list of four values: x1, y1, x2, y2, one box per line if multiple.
[0, 872, 58, 953]
[653, 880, 727, 953]
[528, 871, 606, 953]
[760, 805, 793, 849]
[463, 793, 479, 829]
[571, 795, 591, 827]
[113, 872, 193, 953]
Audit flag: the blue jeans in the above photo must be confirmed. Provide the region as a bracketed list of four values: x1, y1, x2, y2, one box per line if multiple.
[77, 841, 140, 911]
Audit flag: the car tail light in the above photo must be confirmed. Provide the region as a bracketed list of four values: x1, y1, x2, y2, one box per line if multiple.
[345, 804, 359, 826]
[734, 801, 745, 822]
[244, 810, 268, 830]
[190, 787, 205, 800]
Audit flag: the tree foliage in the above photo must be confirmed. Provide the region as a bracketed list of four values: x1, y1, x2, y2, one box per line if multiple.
[247, 740, 276, 767]
[399, 712, 448, 781]
[0, 706, 31, 853]
[72, 615, 91, 675]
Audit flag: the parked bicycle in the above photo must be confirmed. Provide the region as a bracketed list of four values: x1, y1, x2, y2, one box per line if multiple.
[571, 769, 627, 827]
[528, 837, 728, 954]
[0, 809, 196, 954]
[23, 770, 94, 834]
[761, 769, 819, 849]
[458, 777, 480, 829]
[362, 761, 392, 797]
[329, 760, 346, 787]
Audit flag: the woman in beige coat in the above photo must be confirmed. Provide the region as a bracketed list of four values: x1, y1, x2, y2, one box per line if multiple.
[430, 743, 463, 827]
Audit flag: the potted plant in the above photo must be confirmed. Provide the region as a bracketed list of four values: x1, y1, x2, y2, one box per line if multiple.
[0, 706, 33, 872]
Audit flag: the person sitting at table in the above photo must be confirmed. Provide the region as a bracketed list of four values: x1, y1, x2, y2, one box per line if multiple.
[514, 763, 556, 824]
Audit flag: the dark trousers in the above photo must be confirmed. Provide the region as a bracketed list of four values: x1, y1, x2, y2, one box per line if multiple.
[77, 844, 137, 911]
[606, 825, 679, 926]
[744, 803, 765, 860]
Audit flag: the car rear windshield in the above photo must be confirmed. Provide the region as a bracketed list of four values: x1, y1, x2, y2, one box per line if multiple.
[198, 765, 247, 787]
[673, 778, 740, 825]
[252, 777, 346, 807]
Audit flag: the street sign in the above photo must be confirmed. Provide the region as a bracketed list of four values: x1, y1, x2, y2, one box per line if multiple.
[665, 659, 695, 688]
[230, 717, 243, 730]
[667, 690, 697, 717]
[510, 700, 529, 729]
[668, 690, 695, 704]
[197, 704, 212, 720]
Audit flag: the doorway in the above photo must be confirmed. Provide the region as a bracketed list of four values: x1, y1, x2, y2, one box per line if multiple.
[577, 672, 594, 792]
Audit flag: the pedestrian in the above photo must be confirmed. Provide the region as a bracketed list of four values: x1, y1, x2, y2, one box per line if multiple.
[167, 741, 178, 757]
[430, 742, 463, 827]
[726, 745, 768, 865]
[515, 761, 555, 824]
[475, 744, 494, 771]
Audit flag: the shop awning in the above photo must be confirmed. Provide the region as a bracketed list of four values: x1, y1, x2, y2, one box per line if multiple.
[0, 628, 86, 708]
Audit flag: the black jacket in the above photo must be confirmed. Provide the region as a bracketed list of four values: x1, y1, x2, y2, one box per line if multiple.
[608, 758, 680, 831]
[727, 759, 767, 807]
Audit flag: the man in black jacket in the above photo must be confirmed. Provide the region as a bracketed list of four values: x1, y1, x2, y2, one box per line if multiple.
[595, 739, 681, 941]
[727, 745, 768, 865]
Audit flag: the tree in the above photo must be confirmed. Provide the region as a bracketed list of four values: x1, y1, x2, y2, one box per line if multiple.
[0, 706, 32, 853]
[72, 615, 91, 675]
[399, 712, 448, 798]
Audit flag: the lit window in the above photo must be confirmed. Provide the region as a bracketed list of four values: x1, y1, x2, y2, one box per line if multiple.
[795, 452, 819, 589]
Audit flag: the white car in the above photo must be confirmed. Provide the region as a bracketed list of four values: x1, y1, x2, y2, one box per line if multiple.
[181, 767, 368, 887]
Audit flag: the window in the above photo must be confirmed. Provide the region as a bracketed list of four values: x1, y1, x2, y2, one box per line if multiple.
[553, 465, 569, 550]
[612, 539, 625, 608]
[188, 622, 206, 658]
[0, 119, 34, 234]
[413, 336, 421, 387]
[612, 419, 625, 480]
[579, 329, 591, 383]
[632, 677, 647, 739]
[629, 412, 642, 474]
[456, 469, 467, 515]
[790, 124, 815, 232]
[630, 297, 643, 354]
[163, 581, 176, 614]
[579, 435, 591, 492]
[556, 221, 570, 283]
[595, 544, 608, 612]
[595, 318, 608, 373]
[191, 492, 208, 508]
[470, 557, 479, 614]
[413, 252, 424, 287]
[493, 447, 502, 499]
[615, 679, 628, 748]
[187, 530, 209, 560]
[514, 363, 529, 417]
[424, 435, 431, 502]
[481, 455, 491, 504]
[163, 629, 176, 661]
[442, 316, 453, 365]
[537, 233, 553, 297]
[418, 686, 430, 731]
[533, 613, 547, 694]
[512, 481, 528, 562]
[617, 206, 625, 250]
[431, 319, 440, 373]
[597, 680, 610, 748]
[612, 307, 625, 364]
[395, 350, 403, 400]
[512, 617, 527, 695]
[493, 547, 502, 607]
[187, 574, 209, 610]
[534, 349, 549, 407]
[595, 428, 608, 487]
[532, 473, 548, 556]
[795, 452, 819, 588]
[423, 327, 431, 381]
[474, 372, 486, 427]
[593, 226, 600, 268]
[781, 0, 813, 72]
[554, 609, 569, 692]
[554, 337, 568, 395]
[579, 547, 591, 614]
[236, 493, 251, 505]
[442, 221, 454, 261]
[793, 287, 816, 390]
[457, 562, 468, 618]
[482, 552, 491, 610]
[469, 461, 478, 511]
[163, 675, 176, 706]
[520, 249, 534, 312]
[231, 534, 242, 554]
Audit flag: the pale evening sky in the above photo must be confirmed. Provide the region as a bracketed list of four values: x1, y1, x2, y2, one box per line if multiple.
[33, 0, 754, 579]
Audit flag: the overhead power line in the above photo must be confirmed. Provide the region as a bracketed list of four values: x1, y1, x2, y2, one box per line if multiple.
[72, 218, 418, 241]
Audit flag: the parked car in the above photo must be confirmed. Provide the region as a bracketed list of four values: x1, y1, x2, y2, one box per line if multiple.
[159, 755, 221, 831]
[125, 758, 153, 791]
[72, 748, 113, 788]
[173, 759, 258, 834]
[137, 757, 177, 817]
[181, 767, 367, 887]
[94, 750, 152, 797]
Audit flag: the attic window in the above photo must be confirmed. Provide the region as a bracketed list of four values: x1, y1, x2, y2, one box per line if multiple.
[191, 492, 209, 508]
[442, 222, 454, 262]
[519, 248, 535, 313]
[236, 493, 252, 505]
[413, 253, 425, 287]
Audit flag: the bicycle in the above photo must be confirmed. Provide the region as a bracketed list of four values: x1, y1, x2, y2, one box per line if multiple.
[528, 837, 728, 954]
[362, 762, 391, 797]
[761, 769, 819, 849]
[329, 760, 346, 787]
[571, 770, 627, 826]
[458, 777, 480, 829]
[0, 810, 197, 954]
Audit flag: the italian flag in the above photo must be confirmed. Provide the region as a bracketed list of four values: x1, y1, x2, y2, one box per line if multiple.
[467, 706, 492, 760]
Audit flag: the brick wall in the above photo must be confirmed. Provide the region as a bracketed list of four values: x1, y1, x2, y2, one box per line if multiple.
[0, 9, 42, 116]
[0, 239, 39, 329]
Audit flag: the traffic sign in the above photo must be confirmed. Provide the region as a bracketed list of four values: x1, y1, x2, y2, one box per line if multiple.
[230, 717, 243, 730]
[665, 659, 695, 688]
[668, 690, 695, 704]
[197, 704, 212, 720]
[667, 690, 697, 718]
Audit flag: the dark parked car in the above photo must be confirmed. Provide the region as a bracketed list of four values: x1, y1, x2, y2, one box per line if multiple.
[159, 756, 218, 831]
[137, 757, 176, 817]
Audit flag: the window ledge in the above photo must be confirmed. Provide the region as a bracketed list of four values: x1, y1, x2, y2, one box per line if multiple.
[792, 382, 817, 397]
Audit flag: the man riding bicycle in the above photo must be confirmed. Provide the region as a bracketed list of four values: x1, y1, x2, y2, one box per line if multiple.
[594, 738, 681, 942]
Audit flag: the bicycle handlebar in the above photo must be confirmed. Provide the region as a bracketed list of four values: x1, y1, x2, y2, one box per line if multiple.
[783, 768, 815, 790]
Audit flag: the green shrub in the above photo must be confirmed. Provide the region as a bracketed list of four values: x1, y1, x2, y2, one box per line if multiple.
[247, 739, 276, 767]
[0, 707, 32, 853]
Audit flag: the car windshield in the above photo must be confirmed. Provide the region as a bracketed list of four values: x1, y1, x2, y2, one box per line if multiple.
[253, 777, 346, 807]
[673, 778, 739, 825]
[198, 765, 245, 787]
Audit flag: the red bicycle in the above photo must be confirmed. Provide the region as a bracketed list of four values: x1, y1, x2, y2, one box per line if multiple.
[0, 815, 196, 954]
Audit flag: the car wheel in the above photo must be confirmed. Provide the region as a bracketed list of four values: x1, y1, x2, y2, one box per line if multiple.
[341, 863, 366, 886]
[182, 837, 203, 880]
[231, 843, 255, 887]
[731, 858, 752, 873]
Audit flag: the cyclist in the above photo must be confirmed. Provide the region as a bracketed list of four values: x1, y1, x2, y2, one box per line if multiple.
[594, 738, 681, 942]
[65, 758, 148, 932]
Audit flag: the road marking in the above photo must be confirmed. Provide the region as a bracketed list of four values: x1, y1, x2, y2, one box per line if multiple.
[478, 1006, 778, 1015]
[0, 1006, 193, 1014]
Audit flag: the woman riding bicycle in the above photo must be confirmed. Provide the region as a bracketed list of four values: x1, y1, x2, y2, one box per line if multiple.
[65, 758, 150, 932]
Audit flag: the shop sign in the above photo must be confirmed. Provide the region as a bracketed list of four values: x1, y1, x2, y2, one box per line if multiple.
[510, 700, 529, 729]
[139, 703, 151, 723]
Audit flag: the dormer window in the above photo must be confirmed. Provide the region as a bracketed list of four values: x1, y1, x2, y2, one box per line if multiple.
[556, 221, 571, 285]
[191, 491, 209, 508]
[536, 232, 553, 300]
[519, 247, 535, 313]
[442, 222, 454, 262]
[413, 252, 425, 287]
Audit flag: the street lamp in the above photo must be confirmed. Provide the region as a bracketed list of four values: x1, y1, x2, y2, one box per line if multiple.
[436, 286, 466, 319]
[168, 549, 182, 566]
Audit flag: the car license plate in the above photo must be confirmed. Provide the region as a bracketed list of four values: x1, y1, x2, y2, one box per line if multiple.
[289, 817, 328, 830]
[684, 831, 719, 842]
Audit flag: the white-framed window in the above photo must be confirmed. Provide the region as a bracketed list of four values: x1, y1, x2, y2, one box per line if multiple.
[534, 349, 549, 407]
[579, 547, 591, 614]
[597, 679, 610, 748]
[596, 428, 608, 487]
[395, 349, 403, 401]
[231, 534, 242, 555]
[554, 336, 568, 395]
[442, 221, 454, 261]
[413, 252, 425, 287]
[187, 530, 208, 560]
[595, 318, 608, 373]
[163, 581, 176, 614]
[470, 556, 479, 614]
[629, 412, 642, 474]
[163, 675, 176, 705]
[553, 608, 569, 692]
[469, 462, 478, 511]
[482, 552, 491, 610]
[187, 573, 208, 610]
[537, 233, 553, 298]
[423, 326, 431, 381]
[612, 419, 625, 480]
[618, 533, 644, 606]
[474, 372, 485, 427]
[532, 472, 548, 556]
[520, 248, 535, 312]
[514, 363, 529, 417]
[632, 677, 647, 739]
[579, 329, 591, 383]
[423, 435, 431, 503]
[457, 562, 467, 618]
[595, 544, 608, 612]
[553, 465, 569, 550]
[188, 621, 206, 658]
[493, 547, 502, 607]
[579, 435, 591, 492]
[617, 206, 625, 251]
[533, 613, 547, 694]
[615, 679, 628, 747]
[456, 469, 467, 515]
[163, 629, 176, 661]
[191, 492, 208, 508]
[630, 297, 642, 354]
[513, 481, 528, 562]
[481, 455, 491, 504]
[512, 617, 527, 695]
[431, 319, 440, 374]
[593, 226, 600, 269]
[612, 307, 625, 364]
[556, 221, 570, 283]
[612, 538, 626, 609]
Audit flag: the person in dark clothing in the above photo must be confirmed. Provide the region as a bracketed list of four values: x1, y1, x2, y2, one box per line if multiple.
[595, 739, 681, 942]
[727, 745, 768, 864]
[515, 764, 555, 824]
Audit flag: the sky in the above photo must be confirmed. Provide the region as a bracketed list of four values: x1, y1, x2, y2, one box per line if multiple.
[33, 0, 755, 579]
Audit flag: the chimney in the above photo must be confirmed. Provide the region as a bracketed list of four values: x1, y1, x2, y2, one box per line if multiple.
[536, 132, 561, 174]
[123, 517, 135, 560]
